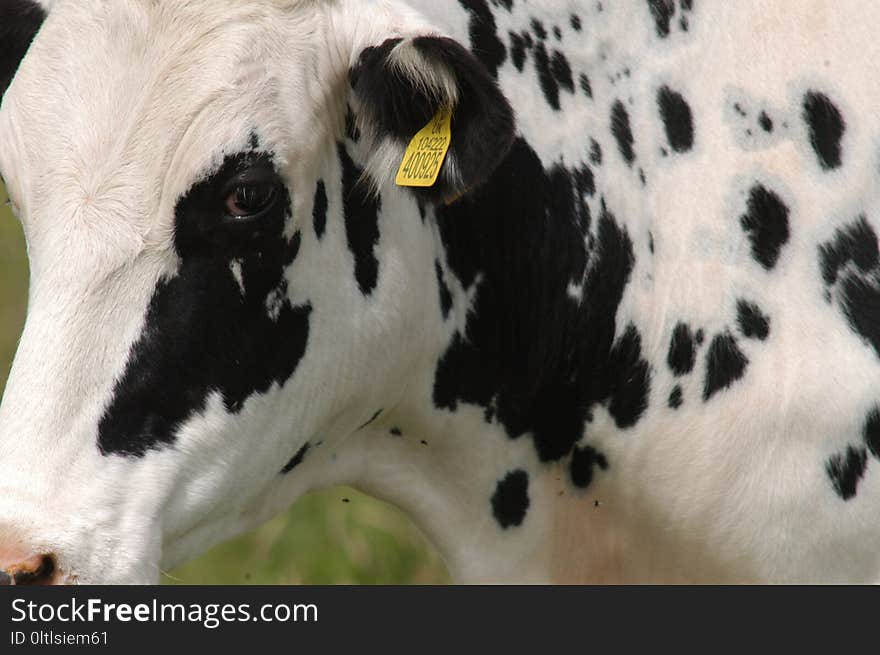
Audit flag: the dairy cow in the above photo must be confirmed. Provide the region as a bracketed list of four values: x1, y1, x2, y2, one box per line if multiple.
[2, 0, 880, 583]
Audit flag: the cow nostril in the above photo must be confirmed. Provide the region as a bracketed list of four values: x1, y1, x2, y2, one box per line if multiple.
[3, 554, 56, 585]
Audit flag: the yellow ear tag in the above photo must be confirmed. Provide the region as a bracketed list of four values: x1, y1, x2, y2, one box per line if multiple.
[395, 107, 452, 188]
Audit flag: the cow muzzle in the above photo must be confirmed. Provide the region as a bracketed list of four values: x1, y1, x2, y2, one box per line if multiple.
[0, 550, 62, 585]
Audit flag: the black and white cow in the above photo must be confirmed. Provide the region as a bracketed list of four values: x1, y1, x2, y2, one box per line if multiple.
[1, 0, 879, 584]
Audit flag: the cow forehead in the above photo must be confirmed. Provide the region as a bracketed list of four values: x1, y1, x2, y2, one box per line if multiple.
[1, 0, 326, 233]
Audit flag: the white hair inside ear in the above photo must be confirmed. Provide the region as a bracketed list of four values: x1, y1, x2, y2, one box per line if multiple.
[386, 38, 460, 107]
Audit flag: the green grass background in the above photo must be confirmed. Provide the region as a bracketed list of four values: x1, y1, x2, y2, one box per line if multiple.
[0, 186, 449, 584]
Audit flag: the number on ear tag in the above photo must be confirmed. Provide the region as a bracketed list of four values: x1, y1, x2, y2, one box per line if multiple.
[395, 108, 453, 188]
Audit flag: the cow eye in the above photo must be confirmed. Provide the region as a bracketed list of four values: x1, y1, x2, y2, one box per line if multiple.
[225, 181, 279, 218]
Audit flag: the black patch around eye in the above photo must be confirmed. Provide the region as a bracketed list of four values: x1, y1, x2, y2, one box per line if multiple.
[802, 91, 845, 171]
[740, 184, 790, 271]
[491, 469, 530, 528]
[174, 153, 285, 258]
[98, 150, 311, 458]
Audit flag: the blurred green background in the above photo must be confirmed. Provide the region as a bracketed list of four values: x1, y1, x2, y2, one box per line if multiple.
[0, 185, 449, 584]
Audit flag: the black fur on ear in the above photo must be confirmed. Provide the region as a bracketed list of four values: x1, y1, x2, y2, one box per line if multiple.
[348, 35, 515, 202]
[0, 0, 46, 101]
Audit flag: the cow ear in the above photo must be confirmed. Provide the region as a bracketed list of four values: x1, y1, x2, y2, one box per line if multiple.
[0, 0, 48, 102]
[348, 35, 515, 202]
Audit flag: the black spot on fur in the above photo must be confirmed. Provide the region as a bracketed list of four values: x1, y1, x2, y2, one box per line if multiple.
[458, 0, 507, 78]
[668, 385, 683, 409]
[864, 408, 880, 459]
[0, 0, 46, 100]
[607, 325, 652, 428]
[573, 164, 596, 199]
[802, 91, 845, 171]
[491, 469, 530, 528]
[740, 184, 790, 270]
[736, 300, 770, 340]
[657, 86, 694, 153]
[819, 216, 878, 287]
[312, 179, 327, 240]
[826, 446, 867, 500]
[758, 111, 773, 133]
[551, 50, 574, 94]
[338, 144, 380, 295]
[579, 73, 593, 99]
[570, 446, 608, 489]
[667, 322, 697, 375]
[534, 42, 561, 110]
[99, 152, 311, 457]
[390, 427, 403, 436]
[433, 138, 637, 463]
[819, 217, 880, 359]
[509, 31, 527, 71]
[611, 101, 636, 166]
[531, 18, 548, 40]
[570, 14, 583, 31]
[703, 333, 748, 401]
[281, 443, 310, 474]
[646, 0, 675, 38]
[436, 260, 453, 319]
[589, 139, 602, 164]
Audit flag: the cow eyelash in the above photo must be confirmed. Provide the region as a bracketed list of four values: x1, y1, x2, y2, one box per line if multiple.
[220, 165, 282, 220]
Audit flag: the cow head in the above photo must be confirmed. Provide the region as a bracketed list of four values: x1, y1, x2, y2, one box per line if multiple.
[0, 0, 513, 583]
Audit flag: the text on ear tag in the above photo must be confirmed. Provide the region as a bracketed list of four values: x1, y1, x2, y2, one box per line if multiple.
[395, 108, 452, 188]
